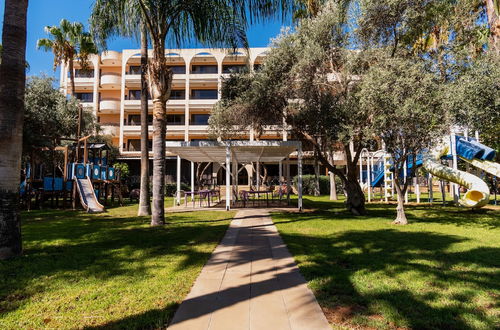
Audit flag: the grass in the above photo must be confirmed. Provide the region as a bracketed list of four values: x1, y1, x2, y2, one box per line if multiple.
[0, 201, 235, 329]
[272, 196, 500, 330]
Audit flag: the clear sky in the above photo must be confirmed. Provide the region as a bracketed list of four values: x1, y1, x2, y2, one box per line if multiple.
[0, 0, 291, 79]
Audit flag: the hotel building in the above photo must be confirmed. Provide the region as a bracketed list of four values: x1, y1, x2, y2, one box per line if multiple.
[59, 48, 308, 185]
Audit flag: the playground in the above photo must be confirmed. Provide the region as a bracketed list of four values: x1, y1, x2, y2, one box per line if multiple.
[20, 136, 123, 213]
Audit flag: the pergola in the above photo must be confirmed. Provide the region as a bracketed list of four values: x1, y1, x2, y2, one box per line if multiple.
[165, 140, 303, 210]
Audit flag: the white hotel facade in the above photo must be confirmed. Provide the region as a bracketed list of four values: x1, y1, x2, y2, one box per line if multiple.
[59, 48, 306, 183]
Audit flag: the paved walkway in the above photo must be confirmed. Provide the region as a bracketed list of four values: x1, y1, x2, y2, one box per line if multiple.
[168, 209, 330, 330]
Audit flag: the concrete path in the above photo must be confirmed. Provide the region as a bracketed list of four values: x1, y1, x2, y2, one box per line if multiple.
[168, 209, 330, 330]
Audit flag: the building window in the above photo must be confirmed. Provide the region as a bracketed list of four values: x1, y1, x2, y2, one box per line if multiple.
[127, 90, 151, 100]
[168, 66, 186, 74]
[75, 69, 94, 78]
[128, 66, 141, 75]
[190, 114, 210, 125]
[128, 114, 152, 125]
[167, 114, 185, 125]
[253, 64, 262, 71]
[191, 65, 218, 74]
[191, 89, 218, 99]
[222, 64, 247, 74]
[75, 93, 93, 102]
[170, 90, 185, 100]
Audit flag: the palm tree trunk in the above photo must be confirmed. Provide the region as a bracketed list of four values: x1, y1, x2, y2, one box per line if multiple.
[138, 23, 151, 216]
[151, 99, 166, 225]
[486, 0, 500, 53]
[148, 46, 172, 226]
[0, 0, 28, 259]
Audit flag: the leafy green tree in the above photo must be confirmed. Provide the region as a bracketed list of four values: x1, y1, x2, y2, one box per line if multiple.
[91, 0, 295, 225]
[23, 76, 98, 156]
[359, 58, 448, 224]
[443, 53, 500, 154]
[210, 1, 378, 215]
[0, 0, 28, 260]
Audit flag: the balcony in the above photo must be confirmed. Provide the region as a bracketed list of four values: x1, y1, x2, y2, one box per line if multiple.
[189, 99, 218, 109]
[100, 72, 121, 89]
[122, 125, 186, 135]
[125, 73, 186, 88]
[123, 98, 185, 110]
[73, 77, 94, 89]
[99, 99, 120, 113]
[101, 51, 121, 66]
[100, 123, 119, 136]
[189, 73, 219, 83]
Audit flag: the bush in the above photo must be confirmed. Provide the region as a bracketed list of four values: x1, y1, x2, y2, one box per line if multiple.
[165, 183, 191, 197]
[293, 174, 344, 195]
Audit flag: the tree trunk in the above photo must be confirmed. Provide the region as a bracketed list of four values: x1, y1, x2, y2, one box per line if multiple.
[344, 178, 366, 215]
[393, 182, 408, 225]
[148, 50, 172, 226]
[138, 24, 151, 216]
[329, 172, 338, 200]
[151, 99, 166, 226]
[69, 59, 76, 97]
[0, 0, 28, 259]
[486, 0, 500, 53]
[344, 152, 366, 215]
[313, 156, 320, 196]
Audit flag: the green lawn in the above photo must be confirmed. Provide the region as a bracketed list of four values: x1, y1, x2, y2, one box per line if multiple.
[0, 202, 235, 329]
[273, 196, 500, 330]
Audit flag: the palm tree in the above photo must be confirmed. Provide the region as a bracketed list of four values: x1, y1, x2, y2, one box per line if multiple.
[91, 0, 294, 226]
[0, 0, 29, 259]
[90, 3, 152, 216]
[37, 20, 98, 163]
[37, 19, 98, 96]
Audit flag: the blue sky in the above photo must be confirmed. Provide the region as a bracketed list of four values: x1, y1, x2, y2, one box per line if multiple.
[0, 0, 291, 79]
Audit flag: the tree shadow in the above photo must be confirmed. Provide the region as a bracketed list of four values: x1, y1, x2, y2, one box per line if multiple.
[0, 209, 232, 324]
[277, 227, 499, 329]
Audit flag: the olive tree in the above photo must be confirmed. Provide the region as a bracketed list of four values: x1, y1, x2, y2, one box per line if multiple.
[210, 2, 378, 215]
[359, 58, 449, 224]
[443, 53, 500, 155]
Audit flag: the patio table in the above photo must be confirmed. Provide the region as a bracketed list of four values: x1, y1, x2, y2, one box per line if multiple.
[184, 189, 220, 207]
[240, 189, 274, 207]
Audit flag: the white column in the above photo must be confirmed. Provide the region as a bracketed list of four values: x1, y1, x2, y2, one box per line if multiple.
[256, 161, 260, 192]
[415, 171, 420, 203]
[359, 154, 363, 184]
[92, 57, 100, 118]
[184, 60, 190, 141]
[298, 144, 303, 211]
[450, 132, 459, 204]
[176, 156, 181, 205]
[225, 145, 231, 210]
[232, 155, 238, 204]
[403, 160, 408, 203]
[428, 174, 433, 204]
[119, 55, 126, 153]
[367, 154, 371, 203]
[286, 157, 291, 205]
[190, 161, 195, 195]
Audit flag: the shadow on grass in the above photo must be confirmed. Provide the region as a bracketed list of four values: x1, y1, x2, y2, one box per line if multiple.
[0, 208, 232, 325]
[272, 198, 500, 329]
[82, 303, 179, 329]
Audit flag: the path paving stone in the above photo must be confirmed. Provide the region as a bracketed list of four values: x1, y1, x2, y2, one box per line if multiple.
[168, 209, 330, 330]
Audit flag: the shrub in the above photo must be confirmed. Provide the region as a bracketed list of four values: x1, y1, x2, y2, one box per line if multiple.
[293, 174, 344, 195]
[165, 183, 191, 197]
